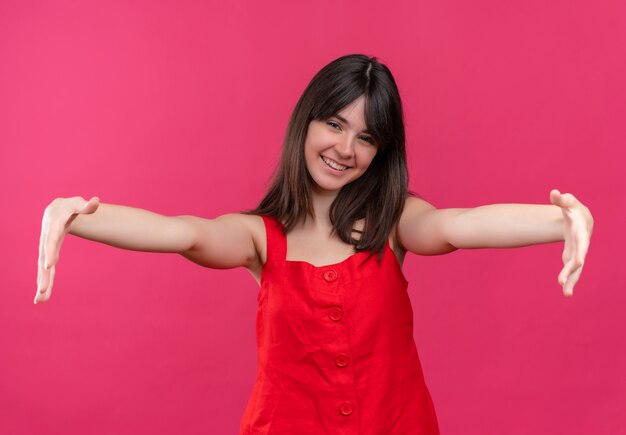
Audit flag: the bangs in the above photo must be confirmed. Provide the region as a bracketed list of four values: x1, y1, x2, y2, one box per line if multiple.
[247, 54, 408, 258]
[309, 79, 363, 121]
[363, 93, 391, 152]
[308, 83, 392, 152]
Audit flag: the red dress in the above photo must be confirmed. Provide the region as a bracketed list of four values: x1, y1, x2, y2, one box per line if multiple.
[239, 216, 440, 434]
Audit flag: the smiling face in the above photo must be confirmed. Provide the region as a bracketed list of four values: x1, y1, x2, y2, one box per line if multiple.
[304, 96, 378, 195]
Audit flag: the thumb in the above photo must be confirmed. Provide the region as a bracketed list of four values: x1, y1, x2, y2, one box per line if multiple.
[63, 196, 99, 236]
[80, 196, 100, 214]
[550, 189, 573, 209]
[549, 189, 562, 206]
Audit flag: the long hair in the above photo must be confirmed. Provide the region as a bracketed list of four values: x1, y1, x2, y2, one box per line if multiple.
[248, 54, 409, 259]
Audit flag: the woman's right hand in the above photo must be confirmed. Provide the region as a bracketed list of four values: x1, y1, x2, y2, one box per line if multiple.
[35, 196, 100, 304]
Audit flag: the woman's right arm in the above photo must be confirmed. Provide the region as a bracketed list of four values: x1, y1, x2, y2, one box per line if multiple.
[35, 197, 258, 304]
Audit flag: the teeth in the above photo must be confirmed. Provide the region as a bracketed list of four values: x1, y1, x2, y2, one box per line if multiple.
[322, 156, 348, 171]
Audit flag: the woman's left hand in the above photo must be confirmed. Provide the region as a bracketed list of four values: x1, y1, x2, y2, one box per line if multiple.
[549, 189, 594, 297]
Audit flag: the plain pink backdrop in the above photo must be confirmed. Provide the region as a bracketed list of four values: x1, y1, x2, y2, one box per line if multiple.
[1, 0, 623, 434]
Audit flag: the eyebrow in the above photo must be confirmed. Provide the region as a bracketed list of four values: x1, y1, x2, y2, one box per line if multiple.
[333, 114, 371, 134]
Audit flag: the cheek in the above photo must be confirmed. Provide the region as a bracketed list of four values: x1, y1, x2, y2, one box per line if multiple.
[363, 149, 378, 169]
[304, 130, 321, 152]
[304, 140, 317, 163]
[303, 140, 320, 172]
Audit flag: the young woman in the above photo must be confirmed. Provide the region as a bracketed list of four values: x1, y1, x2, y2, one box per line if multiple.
[35, 54, 594, 434]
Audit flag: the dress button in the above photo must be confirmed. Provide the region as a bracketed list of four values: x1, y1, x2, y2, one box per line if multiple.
[335, 353, 350, 367]
[329, 306, 343, 321]
[338, 401, 353, 416]
[323, 269, 338, 282]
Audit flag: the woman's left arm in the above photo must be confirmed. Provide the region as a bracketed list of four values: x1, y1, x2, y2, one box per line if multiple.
[398, 189, 594, 297]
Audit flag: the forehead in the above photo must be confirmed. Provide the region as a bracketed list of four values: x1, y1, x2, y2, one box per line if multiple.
[334, 96, 368, 131]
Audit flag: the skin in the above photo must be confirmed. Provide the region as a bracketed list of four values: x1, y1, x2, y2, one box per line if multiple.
[286, 96, 382, 268]
[304, 96, 378, 196]
[35, 98, 594, 303]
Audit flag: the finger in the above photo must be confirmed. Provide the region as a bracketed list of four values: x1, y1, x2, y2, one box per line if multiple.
[559, 250, 583, 283]
[561, 236, 574, 265]
[563, 264, 583, 297]
[38, 266, 50, 294]
[549, 189, 561, 206]
[35, 265, 55, 303]
[37, 226, 46, 290]
[559, 252, 584, 290]
[51, 234, 66, 273]
[561, 230, 578, 268]
[82, 196, 100, 214]
[44, 224, 62, 270]
[36, 263, 48, 301]
[558, 256, 581, 286]
[550, 190, 577, 209]
[44, 265, 55, 302]
[558, 266, 569, 288]
[575, 229, 591, 264]
[560, 193, 579, 209]
[74, 196, 99, 216]
[35, 266, 49, 303]
[37, 221, 53, 294]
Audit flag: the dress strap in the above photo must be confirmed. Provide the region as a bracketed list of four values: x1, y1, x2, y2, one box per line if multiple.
[261, 215, 287, 264]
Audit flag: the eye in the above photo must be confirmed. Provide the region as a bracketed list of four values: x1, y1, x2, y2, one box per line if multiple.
[326, 121, 341, 130]
[360, 135, 375, 145]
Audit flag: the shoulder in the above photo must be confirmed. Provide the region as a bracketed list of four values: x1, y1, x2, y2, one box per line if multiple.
[218, 212, 265, 231]
[395, 195, 457, 255]
[217, 211, 266, 241]
[388, 196, 435, 256]
[399, 195, 437, 219]
[218, 212, 267, 266]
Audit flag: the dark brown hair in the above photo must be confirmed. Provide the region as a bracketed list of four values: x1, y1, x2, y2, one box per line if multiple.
[248, 54, 409, 259]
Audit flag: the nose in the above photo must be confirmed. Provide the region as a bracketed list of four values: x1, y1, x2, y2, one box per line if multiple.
[335, 135, 355, 159]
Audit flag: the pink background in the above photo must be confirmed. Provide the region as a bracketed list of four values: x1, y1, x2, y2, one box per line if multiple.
[1, 0, 624, 434]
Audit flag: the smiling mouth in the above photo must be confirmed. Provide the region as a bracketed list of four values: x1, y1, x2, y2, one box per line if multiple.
[321, 156, 349, 171]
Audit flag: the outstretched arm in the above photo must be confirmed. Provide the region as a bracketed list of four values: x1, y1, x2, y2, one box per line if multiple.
[36, 197, 257, 304]
[397, 189, 594, 297]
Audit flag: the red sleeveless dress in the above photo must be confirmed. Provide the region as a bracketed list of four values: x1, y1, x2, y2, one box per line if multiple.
[239, 216, 440, 434]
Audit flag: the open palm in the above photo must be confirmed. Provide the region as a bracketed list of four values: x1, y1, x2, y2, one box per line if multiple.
[550, 189, 594, 297]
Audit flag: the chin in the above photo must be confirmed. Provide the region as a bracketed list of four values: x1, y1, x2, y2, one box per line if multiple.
[310, 179, 344, 194]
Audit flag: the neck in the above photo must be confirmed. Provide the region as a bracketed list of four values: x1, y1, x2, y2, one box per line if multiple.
[307, 187, 338, 229]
